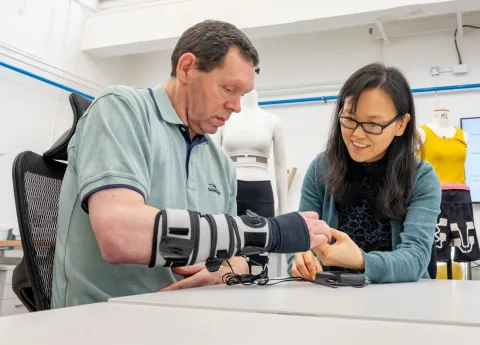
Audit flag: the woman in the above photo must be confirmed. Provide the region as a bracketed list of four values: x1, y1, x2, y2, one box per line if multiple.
[287, 63, 441, 283]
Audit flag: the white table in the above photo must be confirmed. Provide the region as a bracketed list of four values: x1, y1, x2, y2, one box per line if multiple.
[109, 279, 480, 327]
[1, 302, 479, 344]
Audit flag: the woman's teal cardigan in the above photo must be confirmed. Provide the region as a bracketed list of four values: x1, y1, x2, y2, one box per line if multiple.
[286, 152, 442, 283]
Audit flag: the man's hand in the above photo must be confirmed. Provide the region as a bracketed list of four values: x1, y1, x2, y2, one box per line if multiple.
[313, 229, 365, 270]
[292, 251, 322, 280]
[159, 256, 249, 292]
[299, 212, 332, 248]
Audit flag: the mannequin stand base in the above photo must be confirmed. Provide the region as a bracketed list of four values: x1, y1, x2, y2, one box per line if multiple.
[447, 257, 452, 280]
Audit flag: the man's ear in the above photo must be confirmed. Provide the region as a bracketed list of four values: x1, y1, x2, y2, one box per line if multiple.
[176, 53, 197, 84]
[395, 113, 411, 137]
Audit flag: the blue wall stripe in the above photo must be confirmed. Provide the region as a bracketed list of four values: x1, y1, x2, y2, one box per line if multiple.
[2, 60, 480, 106]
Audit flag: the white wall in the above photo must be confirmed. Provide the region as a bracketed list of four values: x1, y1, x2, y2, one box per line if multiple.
[81, 0, 480, 57]
[0, 0, 131, 236]
[254, 26, 480, 225]
[127, 22, 480, 242]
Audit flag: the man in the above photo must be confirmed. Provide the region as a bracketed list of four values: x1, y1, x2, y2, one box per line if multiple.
[51, 20, 330, 309]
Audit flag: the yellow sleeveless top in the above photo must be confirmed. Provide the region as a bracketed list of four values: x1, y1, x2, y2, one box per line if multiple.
[419, 125, 467, 184]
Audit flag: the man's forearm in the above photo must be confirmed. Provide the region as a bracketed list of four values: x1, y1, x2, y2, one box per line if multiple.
[92, 200, 249, 270]
[88, 189, 314, 269]
[148, 209, 311, 271]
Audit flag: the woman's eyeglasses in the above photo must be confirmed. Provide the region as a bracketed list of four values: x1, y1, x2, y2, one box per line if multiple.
[339, 115, 401, 135]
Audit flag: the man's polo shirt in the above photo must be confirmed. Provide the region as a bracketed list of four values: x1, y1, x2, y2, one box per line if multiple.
[51, 84, 237, 308]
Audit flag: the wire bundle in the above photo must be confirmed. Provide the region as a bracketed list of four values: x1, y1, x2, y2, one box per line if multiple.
[222, 259, 369, 288]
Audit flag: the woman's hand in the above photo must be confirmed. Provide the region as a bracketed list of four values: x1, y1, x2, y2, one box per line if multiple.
[313, 229, 365, 270]
[291, 251, 322, 280]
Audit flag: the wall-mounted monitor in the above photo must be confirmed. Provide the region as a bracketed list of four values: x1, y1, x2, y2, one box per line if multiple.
[460, 117, 480, 203]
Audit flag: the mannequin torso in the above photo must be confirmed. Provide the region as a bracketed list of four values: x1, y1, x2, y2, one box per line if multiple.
[417, 108, 468, 143]
[219, 112, 278, 181]
[417, 108, 468, 184]
[213, 89, 288, 215]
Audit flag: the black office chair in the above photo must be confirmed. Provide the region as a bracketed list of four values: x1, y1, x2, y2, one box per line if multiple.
[11, 93, 92, 311]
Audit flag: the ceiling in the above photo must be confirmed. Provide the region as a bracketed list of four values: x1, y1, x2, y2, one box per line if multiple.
[81, 0, 480, 58]
[373, 9, 480, 40]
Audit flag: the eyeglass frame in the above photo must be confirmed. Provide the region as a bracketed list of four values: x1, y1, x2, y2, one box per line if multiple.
[338, 113, 403, 135]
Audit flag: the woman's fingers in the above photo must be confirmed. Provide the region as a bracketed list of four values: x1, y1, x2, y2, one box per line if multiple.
[304, 251, 318, 280]
[292, 261, 300, 278]
[294, 252, 311, 279]
[293, 252, 320, 280]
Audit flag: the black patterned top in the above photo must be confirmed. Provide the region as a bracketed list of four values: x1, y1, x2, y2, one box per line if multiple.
[336, 160, 392, 254]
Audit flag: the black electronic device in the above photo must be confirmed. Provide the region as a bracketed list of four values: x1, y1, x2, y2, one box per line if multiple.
[315, 271, 370, 287]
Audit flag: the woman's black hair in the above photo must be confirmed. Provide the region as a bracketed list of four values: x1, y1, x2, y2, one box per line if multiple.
[323, 62, 421, 221]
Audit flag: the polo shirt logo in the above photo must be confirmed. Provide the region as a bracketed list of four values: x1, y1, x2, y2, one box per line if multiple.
[208, 183, 220, 195]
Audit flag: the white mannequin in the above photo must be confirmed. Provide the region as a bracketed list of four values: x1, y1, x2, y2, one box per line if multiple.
[213, 89, 288, 215]
[417, 108, 468, 144]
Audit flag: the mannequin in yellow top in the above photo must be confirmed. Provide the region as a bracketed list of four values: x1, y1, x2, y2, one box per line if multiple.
[417, 108, 468, 184]
[417, 108, 477, 278]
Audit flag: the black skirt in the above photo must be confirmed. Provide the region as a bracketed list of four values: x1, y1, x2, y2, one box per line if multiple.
[236, 180, 275, 218]
[236, 180, 275, 271]
[435, 186, 480, 263]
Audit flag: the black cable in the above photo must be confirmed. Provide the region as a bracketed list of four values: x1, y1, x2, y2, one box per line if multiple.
[454, 25, 480, 65]
[222, 258, 270, 286]
[222, 259, 369, 288]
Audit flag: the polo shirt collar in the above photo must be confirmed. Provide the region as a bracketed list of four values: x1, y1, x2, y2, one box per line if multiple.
[151, 85, 184, 125]
[150, 85, 209, 143]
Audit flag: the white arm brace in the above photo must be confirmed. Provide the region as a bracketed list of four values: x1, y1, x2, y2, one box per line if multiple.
[148, 209, 310, 272]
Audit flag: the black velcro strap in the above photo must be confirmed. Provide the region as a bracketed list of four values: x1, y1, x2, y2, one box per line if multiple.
[204, 214, 217, 259]
[159, 236, 193, 267]
[148, 212, 161, 268]
[161, 209, 168, 239]
[216, 249, 229, 259]
[188, 210, 200, 265]
[205, 258, 222, 272]
[226, 215, 234, 258]
[169, 227, 189, 236]
[227, 215, 241, 256]
[160, 210, 173, 267]
[245, 232, 267, 248]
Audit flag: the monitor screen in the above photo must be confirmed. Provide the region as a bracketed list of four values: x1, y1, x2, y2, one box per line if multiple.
[461, 117, 480, 203]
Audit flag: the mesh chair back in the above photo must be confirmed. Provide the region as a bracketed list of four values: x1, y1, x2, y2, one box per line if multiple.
[44, 93, 91, 160]
[11, 93, 91, 311]
[12, 151, 67, 311]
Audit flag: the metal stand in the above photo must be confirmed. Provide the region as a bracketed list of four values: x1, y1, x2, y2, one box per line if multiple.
[464, 262, 472, 280]
[446, 248, 473, 280]
[447, 255, 453, 279]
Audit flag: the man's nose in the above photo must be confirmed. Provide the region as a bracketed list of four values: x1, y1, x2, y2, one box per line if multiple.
[227, 97, 242, 113]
